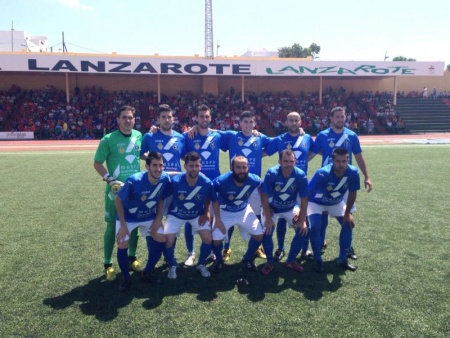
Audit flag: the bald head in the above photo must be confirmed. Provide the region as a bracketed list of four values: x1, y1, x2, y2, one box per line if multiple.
[286, 111, 302, 135]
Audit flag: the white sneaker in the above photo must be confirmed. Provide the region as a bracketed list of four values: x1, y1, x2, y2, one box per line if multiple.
[196, 264, 211, 277]
[207, 251, 216, 261]
[168, 265, 177, 279]
[184, 253, 195, 266]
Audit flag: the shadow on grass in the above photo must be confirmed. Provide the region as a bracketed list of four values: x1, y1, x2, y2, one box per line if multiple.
[235, 259, 346, 302]
[43, 259, 347, 320]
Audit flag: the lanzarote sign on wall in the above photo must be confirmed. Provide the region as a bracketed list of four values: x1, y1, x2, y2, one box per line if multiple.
[0, 53, 444, 77]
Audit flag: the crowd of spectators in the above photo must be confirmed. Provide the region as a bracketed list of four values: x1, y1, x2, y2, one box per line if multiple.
[3, 84, 448, 139]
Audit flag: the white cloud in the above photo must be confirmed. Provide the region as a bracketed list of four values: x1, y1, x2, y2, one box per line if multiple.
[51, 0, 94, 11]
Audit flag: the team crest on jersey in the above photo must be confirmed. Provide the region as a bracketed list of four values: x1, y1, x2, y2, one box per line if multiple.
[194, 143, 200, 150]
[178, 193, 185, 201]
[289, 185, 297, 192]
[329, 141, 335, 148]
[118, 147, 125, 154]
[275, 185, 281, 192]
[157, 143, 163, 150]
[228, 194, 234, 201]
[327, 185, 333, 191]
[141, 194, 147, 201]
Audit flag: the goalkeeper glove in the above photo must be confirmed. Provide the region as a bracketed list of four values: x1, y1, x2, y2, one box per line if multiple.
[104, 174, 124, 194]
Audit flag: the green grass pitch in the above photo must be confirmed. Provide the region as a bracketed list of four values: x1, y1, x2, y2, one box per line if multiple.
[0, 145, 449, 337]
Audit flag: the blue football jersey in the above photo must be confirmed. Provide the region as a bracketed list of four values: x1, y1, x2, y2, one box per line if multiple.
[311, 127, 362, 166]
[222, 131, 272, 177]
[265, 133, 314, 174]
[184, 130, 226, 180]
[140, 130, 186, 171]
[262, 165, 309, 214]
[308, 164, 360, 206]
[117, 171, 171, 222]
[167, 172, 217, 220]
[213, 172, 262, 213]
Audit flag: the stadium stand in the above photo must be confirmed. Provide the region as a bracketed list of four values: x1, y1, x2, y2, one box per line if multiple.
[1, 85, 435, 139]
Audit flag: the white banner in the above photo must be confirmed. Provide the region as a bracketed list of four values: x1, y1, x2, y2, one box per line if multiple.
[0, 131, 34, 140]
[0, 53, 445, 77]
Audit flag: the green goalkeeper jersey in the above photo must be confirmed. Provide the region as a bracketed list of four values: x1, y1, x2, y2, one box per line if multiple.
[94, 129, 142, 182]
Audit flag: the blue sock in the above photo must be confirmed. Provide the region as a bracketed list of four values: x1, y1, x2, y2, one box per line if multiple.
[243, 237, 262, 262]
[224, 226, 234, 250]
[309, 214, 323, 262]
[198, 242, 212, 265]
[212, 242, 224, 262]
[117, 248, 130, 279]
[144, 240, 165, 273]
[262, 228, 274, 264]
[164, 245, 177, 267]
[276, 218, 287, 250]
[286, 229, 307, 263]
[337, 217, 353, 262]
[185, 222, 194, 254]
[145, 235, 153, 251]
[320, 213, 329, 246]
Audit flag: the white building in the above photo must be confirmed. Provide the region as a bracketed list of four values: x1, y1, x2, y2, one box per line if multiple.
[0, 30, 48, 52]
[240, 48, 279, 58]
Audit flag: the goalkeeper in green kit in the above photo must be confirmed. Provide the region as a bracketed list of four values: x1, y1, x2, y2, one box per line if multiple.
[94, 106, 143, 281]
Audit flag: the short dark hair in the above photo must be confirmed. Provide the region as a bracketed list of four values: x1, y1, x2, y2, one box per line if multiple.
[330, 106, 345, 117]
[331, 147, 349, 159]
[279, 149, 295, 161]
[184, 151, 201, 164]
[146, 151, 163, 165]
[117, 106, 135, 118]
[240, 111, 255, 121]
[197, 104, 210, 115]
[158, 104, 172, 117]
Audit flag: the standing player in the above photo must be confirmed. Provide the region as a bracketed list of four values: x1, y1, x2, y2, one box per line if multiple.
[260, 149, 309, 275]
[94, 105, 143, 281]
[210, 156, 265, 273]
[309, 106, 372, 259]
[140, 104, 186, 172]
[264, 111, 314, 261]
[308, 148, 360, 272]
[182, 105, 226, 266]
[220, 111, 272, 262]
[115, 151, 170, 291]
[163, 152, 218, 278]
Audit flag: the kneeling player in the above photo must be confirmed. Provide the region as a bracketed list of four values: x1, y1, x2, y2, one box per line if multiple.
[115, 151, 171, 291]
[163, 152, 217, 278]
[260, 149, 309, 275]
[308, 148, 360, 273]
[210, 156, 264, 273]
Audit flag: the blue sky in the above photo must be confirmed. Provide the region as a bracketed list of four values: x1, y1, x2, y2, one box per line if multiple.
[2, 0, 450, 65]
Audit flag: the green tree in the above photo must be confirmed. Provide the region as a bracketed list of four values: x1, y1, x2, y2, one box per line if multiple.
[278, 43, 321, 59]
[446, 64, 450, 72]
[393, 56, 416, 61]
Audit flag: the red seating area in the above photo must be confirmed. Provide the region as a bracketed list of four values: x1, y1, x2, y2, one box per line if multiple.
[0, 85, 422, 139]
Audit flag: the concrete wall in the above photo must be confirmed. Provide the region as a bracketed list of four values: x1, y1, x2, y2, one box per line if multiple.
[1, 70, 449, 96]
